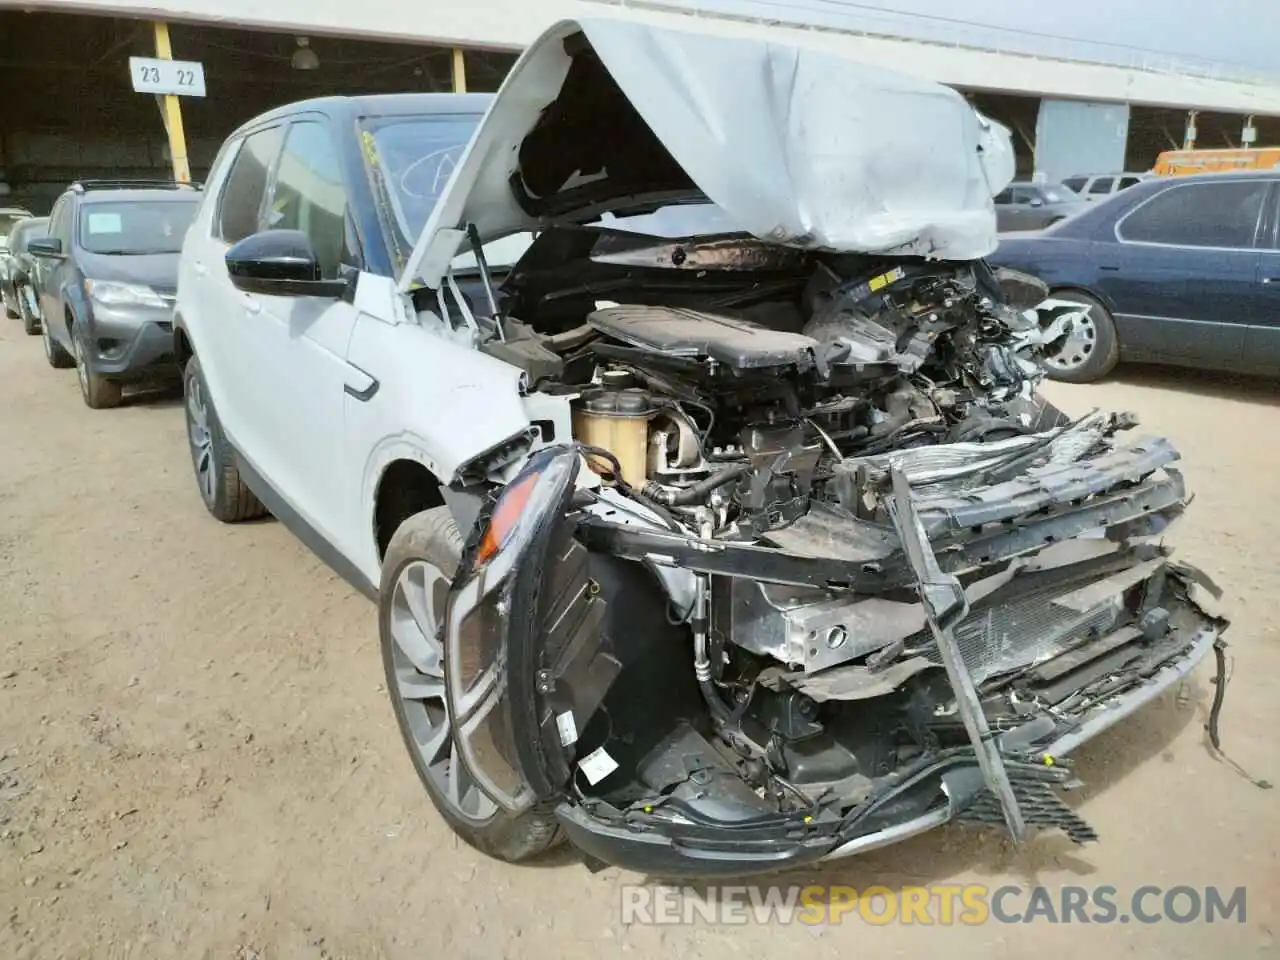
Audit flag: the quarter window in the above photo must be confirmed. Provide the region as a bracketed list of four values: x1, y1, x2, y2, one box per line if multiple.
[217, 126, 284, 244]
[1118, 181, 1269, 248]
[266, 120, 351, 279]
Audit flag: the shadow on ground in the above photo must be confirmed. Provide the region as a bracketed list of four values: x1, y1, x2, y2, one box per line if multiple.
[1103, 364, 1280, 408]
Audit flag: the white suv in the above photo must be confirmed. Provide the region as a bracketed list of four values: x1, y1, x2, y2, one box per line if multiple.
[174, 17, 1226, 875]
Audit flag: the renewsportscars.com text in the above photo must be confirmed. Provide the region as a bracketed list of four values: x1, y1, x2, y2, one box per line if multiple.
[620, 884, 1247, 926]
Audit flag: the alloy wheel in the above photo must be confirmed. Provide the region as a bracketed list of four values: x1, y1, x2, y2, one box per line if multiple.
[388, 559, 497, 823]
[73, 335, 89, 395]
[1043, 309, 1098, 373]
[185, 374, 216, 504]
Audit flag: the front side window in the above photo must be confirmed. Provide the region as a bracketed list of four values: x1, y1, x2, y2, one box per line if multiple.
[217, 126, 284, 244]
[79, 199, 198, 255]
[266, 120, 351, 279]
[993, 188, 1013, 205]
[1118, 176, 1142, 190]
[49, 199, 72, 246]
[1088, 177, 1115, 195]
[1011, 186, 1037, 204]
[1117, 180, 1269, 248]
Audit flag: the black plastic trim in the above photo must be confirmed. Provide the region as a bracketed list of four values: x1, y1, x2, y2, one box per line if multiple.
[233, 451, 377, 601]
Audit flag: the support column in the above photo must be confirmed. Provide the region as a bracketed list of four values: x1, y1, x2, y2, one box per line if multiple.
[1034, 99, 1130, 183]
[1184, 110, 1199, 150]
[451, 48, 468, 94]
[152, 22, 191, 183]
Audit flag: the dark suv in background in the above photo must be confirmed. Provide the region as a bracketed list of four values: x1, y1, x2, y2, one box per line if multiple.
[2, 216, 48, 334]
[28, 180, 200, 408]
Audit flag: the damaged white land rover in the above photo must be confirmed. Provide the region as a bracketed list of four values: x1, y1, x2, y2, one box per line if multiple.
[174, 16, 1231, 875]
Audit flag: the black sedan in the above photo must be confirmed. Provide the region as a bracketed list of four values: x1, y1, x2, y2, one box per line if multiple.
[988, 171, 1280, 382]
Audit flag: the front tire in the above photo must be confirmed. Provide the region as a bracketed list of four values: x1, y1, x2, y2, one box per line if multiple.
[1042, 290, 1120, 383]
[183, 355, 267, 522]
[17, 284, 41, 336]
[380, 506, 562, 863]
[72, 327, 123, 409]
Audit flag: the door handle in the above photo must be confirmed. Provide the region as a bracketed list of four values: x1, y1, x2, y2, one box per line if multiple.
[1099, 265, 1120, 272]
[242, 297, 262, 315]
[344, 363, 379, 402]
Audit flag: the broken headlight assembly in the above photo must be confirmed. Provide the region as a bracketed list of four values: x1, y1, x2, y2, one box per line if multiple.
[442, 446, 581, 813]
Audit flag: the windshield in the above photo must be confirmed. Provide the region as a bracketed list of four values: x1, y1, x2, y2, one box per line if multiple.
[362, 114, 482, 254]
[78, 199, 198, 255]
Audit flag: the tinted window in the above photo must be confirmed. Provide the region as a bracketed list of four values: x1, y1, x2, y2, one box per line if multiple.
[79, 199, 198, 254]
[267, 121, 350, 279]
[1118, 176, 1142, 190]
[362, 115, 481, 250]
[1062, 177, 1087, 192]
[1118, 181, 1269, 248]
[1088, 177, 1115, 195]
[217, 126, 283, 243]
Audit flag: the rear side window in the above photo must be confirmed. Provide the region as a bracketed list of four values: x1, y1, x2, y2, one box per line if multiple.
[1062, 177, 1087, 192]
[993, 188, 1012, 205]
[1088, 177, 1115, 195]
[1118, 176, 1142, 190]
[217, 126, 283, 244]
[1118, 180, 1269, 248]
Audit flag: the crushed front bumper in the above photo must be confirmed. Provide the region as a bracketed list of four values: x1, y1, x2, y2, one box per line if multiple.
[445, 444, 1228, 878]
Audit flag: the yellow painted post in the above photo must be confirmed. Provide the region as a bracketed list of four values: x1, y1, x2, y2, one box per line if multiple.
[451, 47, 468, 93]
[152, 21, 191, 183]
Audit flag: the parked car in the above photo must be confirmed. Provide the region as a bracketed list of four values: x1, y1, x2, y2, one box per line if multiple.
[1061, 172, 1154, 201]
[2, 216, 49, 333]
[27, 180, 200, 408]
[0, 206, 33, 240]
[989, 170, 1280, 381]
[993, 181, 1085, 231]
[175, 17, 1227, 876]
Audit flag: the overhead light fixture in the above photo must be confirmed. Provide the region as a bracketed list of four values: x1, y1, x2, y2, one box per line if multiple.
[291, 37, 320, 71]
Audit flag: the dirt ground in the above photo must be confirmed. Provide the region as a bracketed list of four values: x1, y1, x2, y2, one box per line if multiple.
[0, 321, 1276, 960]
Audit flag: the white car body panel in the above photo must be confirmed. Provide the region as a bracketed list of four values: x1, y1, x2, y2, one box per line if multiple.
[402, 16, 1016, 292]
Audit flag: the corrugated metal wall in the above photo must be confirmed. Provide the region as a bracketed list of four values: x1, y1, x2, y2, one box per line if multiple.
[1035, 99, 1131, 181]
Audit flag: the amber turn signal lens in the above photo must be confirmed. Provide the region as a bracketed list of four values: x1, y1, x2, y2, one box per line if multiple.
[472, 471, 541, 571]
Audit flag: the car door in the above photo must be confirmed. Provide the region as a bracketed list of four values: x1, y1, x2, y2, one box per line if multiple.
[189, 123, 286, 476]
[238, 115, 365, 551]
[1247, 181, 1280, 374]
[37, 197, 72, 333]
[1096, 178, 1266, 369]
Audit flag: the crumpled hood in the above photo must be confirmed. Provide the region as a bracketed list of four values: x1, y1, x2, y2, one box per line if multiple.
[402, 16, 1015, 291]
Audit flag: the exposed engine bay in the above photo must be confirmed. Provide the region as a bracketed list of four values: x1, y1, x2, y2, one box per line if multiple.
[428, 222, 1229, 873]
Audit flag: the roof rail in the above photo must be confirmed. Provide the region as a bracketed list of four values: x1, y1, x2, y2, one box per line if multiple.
[69, 179, 202, 193]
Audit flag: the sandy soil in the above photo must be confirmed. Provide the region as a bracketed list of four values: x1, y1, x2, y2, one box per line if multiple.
[0, 321, 1276, 959]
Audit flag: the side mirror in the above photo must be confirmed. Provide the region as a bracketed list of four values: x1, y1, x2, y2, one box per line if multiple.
[28, 237, 63, 258]
[225, 229, 348, 299]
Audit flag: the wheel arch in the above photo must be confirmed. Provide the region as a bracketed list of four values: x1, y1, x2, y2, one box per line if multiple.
[1046, 283, 1116, 315]
[372, 458, 447, 563]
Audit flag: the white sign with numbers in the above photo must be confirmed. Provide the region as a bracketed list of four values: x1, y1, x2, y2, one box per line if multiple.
[129, 56, 206, 97]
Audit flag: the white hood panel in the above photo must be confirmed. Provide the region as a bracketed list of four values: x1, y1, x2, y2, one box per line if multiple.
[402, 17, 1015, 291]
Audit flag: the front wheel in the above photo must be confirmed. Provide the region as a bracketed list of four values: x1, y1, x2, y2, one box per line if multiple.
[17, 284, 41, 336]
[1041, 290, 1120, 383]
[183, 355, 267, 522]
[72, 327, 123, 409]
[379, 506, 562, 863]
